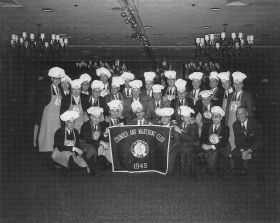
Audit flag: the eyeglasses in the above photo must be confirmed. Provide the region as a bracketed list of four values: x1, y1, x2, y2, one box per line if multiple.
[212, 115, 221, 119]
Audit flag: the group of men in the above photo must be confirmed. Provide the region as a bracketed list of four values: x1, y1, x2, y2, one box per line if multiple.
[36, 66, 264, 181]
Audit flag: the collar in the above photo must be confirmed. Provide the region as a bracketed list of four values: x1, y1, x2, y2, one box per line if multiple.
[228, 87, 234, 93]
[163, 123, 170, 127]
[138, 119, 145, 124]
[242, 118, 248, 127]
[82, 91, 89, 95]
[73, 95, 80, 100]
[133, 97, 139, 101]
[211, 87, 217, 92]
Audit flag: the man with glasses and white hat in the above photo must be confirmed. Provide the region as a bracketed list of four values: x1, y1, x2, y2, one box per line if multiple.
[121, 71, 135, 98]
[209, 71, 224, 107]
[79, 73, 92, 96]
[217, 71, 234, 113]
[96, 67, 111, 97]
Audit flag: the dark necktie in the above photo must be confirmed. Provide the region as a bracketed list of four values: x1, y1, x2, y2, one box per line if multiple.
[139, 121, 142, 126]
[192, 90, 195, 98]
[126, 89, 129, 96]
[180, 100, 183, 106]
[93, 99, 97, 106]
[225, 91, 228, 99]
[156, 101, 160, 107]
[68, 130, 74, 140]
[214, 126, 218, 134]
[242, 124, 247, 135]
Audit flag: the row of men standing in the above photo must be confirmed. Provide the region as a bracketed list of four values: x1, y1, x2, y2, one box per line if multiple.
[36, 66, 261, 179]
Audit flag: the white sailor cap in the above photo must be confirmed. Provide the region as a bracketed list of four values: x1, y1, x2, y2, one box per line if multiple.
[232, 71, 247, 83]
[131, 100, 144, 113]
[79, 73, 92, 83]
[87, 106, 104, 116]
[178, 106, 195, 117]
[156, 107, 174, 117]
[70, 79, 82, 89]
[61, 74, 72, 83]
[96, 67, 111, 78]
[91, 80, 105, 91]
[152, 84, 164, 93]
[209, 71, 219, 80]
[111, 76, 125, 88]
[188, 72, 203, 81]
[199, 90, 213, 98]
[60, 110, 79, 122]
[121, 72, 135, 81]
[48, 67, 66, 78]
[164, 70, 176, 79]
[107, 99, 122, 111]
[218, 71, 231, 82]
[175, 78, 187, 92]
[211, 106, 225, 116]
[129, 80, 143, 89]
[144, 72, 156, 83]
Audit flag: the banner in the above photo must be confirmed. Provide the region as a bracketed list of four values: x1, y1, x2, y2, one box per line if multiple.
[109, 125, 171, 175]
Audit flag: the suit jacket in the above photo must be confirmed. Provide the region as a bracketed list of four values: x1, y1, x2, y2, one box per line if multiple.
[225, 90, 255, 123]
[233, 118, 262, 152]
[200, 123, 230, 150]
[37, 84, 63, 123]
[61, 90, 71, 98]
[170, 96, 195, 121]
[176, 120, 199, 144]
[87, 95, 108, 116]
[146, 98, 170, 122]
[104, 92, 126, 113]
[122, 95, 151, 120]
[54, 126, 80, 152]
[80, 120, 102, 149]
[211, 87, 224, 108]
[140, 88, 153, 98]
[163, 86, 178, 97]
[128, 118, 150, 125]
[60, 93, 89, 115]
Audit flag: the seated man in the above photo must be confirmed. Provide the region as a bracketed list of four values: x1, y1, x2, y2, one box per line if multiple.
[200, 106, 231, 180]
[170, 78, 195, 123]
[156, 107, 180, 173]
[173, 106, 200, 177]
[231, 106, 264, 181]
[129, 101, 151, 125]
[80, 106, 111, 172]
[52, 111, 91, 178]
[147, 84, 170, 124]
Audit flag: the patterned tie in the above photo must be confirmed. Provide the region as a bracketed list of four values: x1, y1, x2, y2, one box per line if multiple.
[180, 100, 183, 106]
[214, 126, 218, 134]
[93, 99, 97, 106]
[156, 101, 160, 108]
[242, 123, 247, 135]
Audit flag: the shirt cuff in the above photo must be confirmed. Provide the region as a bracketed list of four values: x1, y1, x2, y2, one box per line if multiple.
[211, 145, 216, 150]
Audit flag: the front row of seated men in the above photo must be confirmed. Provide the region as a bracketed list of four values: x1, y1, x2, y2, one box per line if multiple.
[53, 98, 264, 181]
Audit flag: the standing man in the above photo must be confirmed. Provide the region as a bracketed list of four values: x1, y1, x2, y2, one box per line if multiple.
[60, 79, 88, 133]
[187, 72, 203, 106]
[225, 72, 255, 151]
[231, 106, 264, 181]
[170, 78, 195, 122]
[79, 73, 92, 96]
[61, 74, 72, 97]
[96, 67, 111, 97]
[146, 84, 170, 124]
[121, 71, 135, 98]
[163, 70, 177, 101]
[141, 71, 156, 98]
[209, 71, 224, 107]
[38, 67, 65, 170]
[217, 71, 234, 113]
[122, 80, 151, 122]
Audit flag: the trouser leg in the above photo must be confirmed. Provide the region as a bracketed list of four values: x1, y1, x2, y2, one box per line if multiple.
[168, 144, 178, 173]
[187, 145, 197, 172]
[217, 152, 227, 179]
[231, 148, 243, 174]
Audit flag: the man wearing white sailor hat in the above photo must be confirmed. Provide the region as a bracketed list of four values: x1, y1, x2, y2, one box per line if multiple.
[209, 71, 224, 107]
[200, 106, 231, 180]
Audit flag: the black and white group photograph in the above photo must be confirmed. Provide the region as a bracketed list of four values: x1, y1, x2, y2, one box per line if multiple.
[0, 0, 279, 222]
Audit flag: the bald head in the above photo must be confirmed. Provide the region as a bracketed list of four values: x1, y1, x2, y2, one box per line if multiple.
[236, 106, 248, 123]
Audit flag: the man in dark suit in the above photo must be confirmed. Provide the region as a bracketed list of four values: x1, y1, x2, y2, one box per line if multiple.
[170, 78, 195, 122]
[141, 71, 156, 98]
[145, 84, 170, 124]
[122, 80, 151, 123]
[187, 72, 203, 106]
[162, 70, 177, 100]
[120, 72, 135, 98]
[128, 100, 151, 125]
[209, 71, 224, 107]
[96, 67, 111, 97]
[200, 106, 231, 180]
[60, 74, 71, 98]
[231, 106, 264, 181]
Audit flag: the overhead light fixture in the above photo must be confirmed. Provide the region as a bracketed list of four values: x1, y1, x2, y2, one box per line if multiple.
[67, 26, 76, 29]
[144, 26, 152, 29]
[112, 7, 122, 11]
[10, 24, 68, 59]
[202, 26, 211, 29]
[210, 7, 220, 11]
[42, 8, 54, 12]
[2, 26, 12, 30]
[195, 24, 254, 62]
[85, 38, 92, 41]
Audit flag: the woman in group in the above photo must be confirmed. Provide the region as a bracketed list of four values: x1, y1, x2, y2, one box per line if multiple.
[38, 67, 65, 170]
[52, 110, 90, 178]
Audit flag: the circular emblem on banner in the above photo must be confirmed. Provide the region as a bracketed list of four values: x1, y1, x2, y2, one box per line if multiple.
[209, 134, 220, 144]
[203, 111, 212, 119]
[131, 140, 149, 158]
[230, 102, 238, 112]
